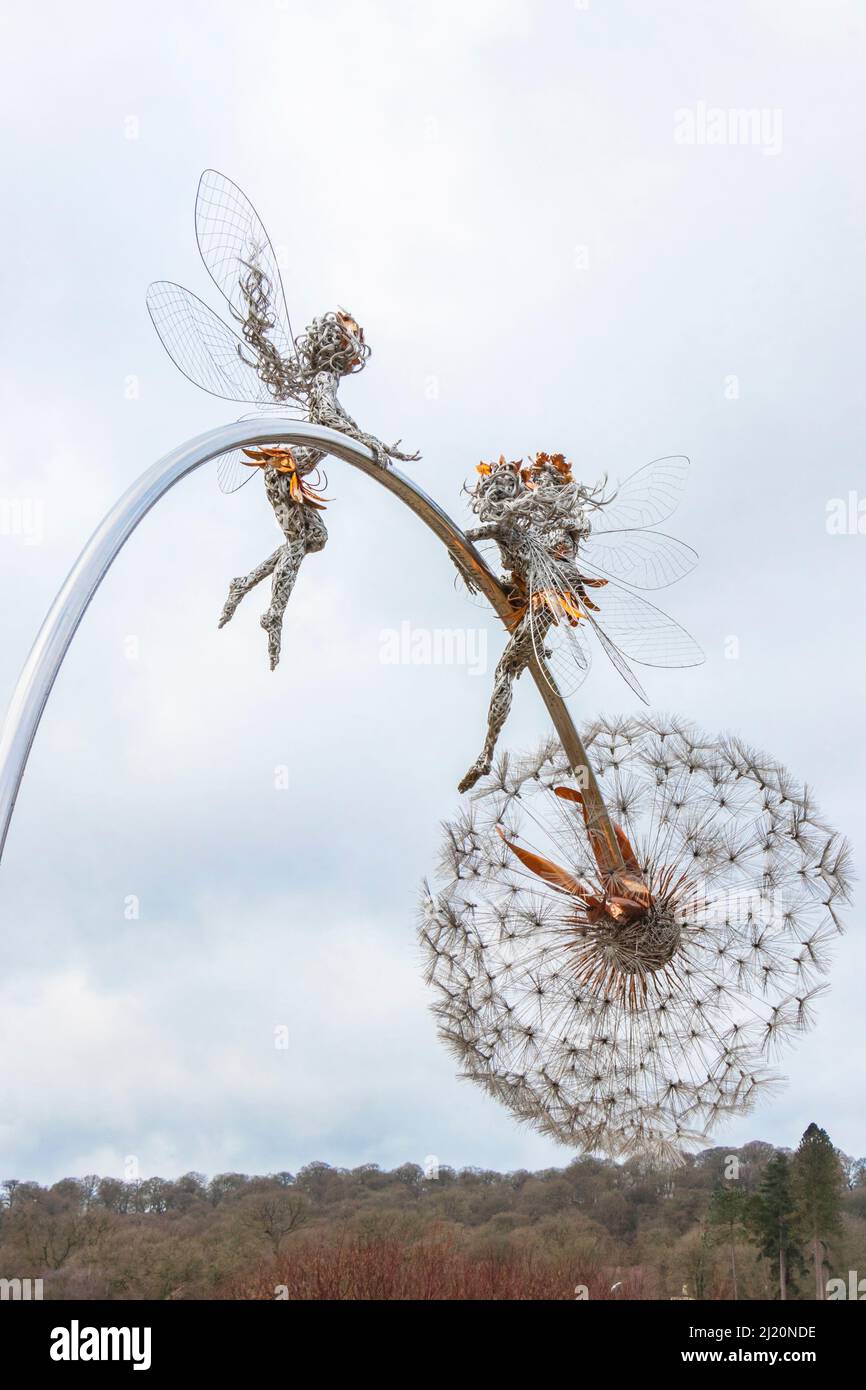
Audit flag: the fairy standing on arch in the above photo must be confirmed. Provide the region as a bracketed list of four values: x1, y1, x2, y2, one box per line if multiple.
[455, 451, 704, 791]
[147, 170, 420, 669]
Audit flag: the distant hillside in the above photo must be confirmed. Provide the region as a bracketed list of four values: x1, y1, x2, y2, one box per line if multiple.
[2, 1131, 863, 1299]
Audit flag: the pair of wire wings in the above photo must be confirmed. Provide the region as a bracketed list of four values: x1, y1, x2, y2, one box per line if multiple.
[473, 456, 705, 701]
[147, 170, 306, 494]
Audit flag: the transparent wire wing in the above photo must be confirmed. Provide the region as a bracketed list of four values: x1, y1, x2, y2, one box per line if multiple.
[584, 617, 650, 702]
[592, 455, 690, 532]
[147, 281, 277, 405]
[527, 545, 650, 703]
[526, 538, 701, 703]
[214, 446, 259, 495]
[580, 581, 704, 670]
[215, 408, 308, 494]
[529, 592, 594, 700]
[195, 169, 297, 363]
[521, 537, 605, 700]
[580, 528, 698, 590]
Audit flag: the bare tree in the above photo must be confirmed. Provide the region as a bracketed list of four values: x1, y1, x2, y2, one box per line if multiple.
[245, 1193, 309, 1256]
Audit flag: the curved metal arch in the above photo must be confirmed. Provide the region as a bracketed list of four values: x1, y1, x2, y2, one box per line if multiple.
[0, 419, 622, 869]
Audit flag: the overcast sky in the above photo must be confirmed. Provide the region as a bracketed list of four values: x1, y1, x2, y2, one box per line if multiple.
[1, 0, 864, 1184]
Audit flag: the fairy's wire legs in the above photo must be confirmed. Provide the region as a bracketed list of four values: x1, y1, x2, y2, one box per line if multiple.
[259, 537, 308, 671]
[218, 548, 282, 630]
[219, 507, 329, 670]
[458, 625, 533, 793]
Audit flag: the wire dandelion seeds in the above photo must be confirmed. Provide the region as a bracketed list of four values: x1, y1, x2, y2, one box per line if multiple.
[419, 717, 852, 1164]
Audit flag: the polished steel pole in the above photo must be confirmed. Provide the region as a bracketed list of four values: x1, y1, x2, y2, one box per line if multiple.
[0, 419, 621, 869]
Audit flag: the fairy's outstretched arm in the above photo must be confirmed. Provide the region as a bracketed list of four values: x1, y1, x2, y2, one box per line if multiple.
[463, 523, 501, 542]
[314, 392, 420, 468]
[449, 521, 504, 594]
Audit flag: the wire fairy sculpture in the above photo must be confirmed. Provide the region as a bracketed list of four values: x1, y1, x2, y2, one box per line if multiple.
[141, 173, 851, 1165]
[420, 719, 852, 1163]
[454, 451, 704, 791]
[147, 170, 419, 669]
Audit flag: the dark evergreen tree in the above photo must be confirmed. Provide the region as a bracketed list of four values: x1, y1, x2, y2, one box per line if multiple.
[792, 1123, 844, 1300]
[748, 1152, 801, 1300]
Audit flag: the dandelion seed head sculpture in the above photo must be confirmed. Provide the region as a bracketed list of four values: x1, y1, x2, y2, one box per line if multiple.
[420, 717, 851, 1164]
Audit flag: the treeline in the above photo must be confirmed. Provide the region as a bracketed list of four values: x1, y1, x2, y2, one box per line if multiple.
[1, 1123, 863, 1300]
